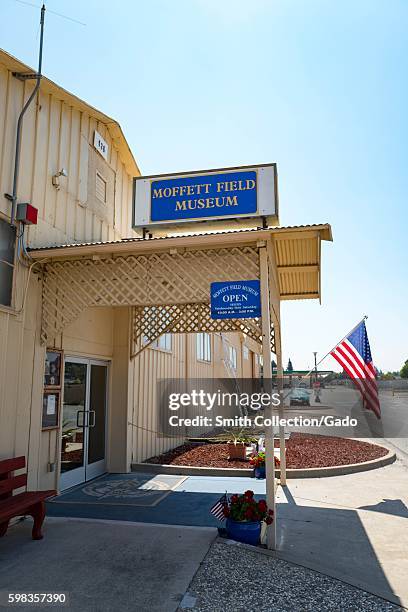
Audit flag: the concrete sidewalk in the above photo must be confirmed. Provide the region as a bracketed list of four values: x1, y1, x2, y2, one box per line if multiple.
[44, 459, 408, 607]
[0, 518, 217, 612]
[274, 458, 408, 608]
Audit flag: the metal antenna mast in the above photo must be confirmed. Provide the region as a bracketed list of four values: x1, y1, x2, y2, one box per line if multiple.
[7, 3, 46, 226]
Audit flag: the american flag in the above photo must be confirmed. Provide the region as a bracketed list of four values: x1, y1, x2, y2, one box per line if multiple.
[210, 493, 228, 521]
[331, 320, 381, 418]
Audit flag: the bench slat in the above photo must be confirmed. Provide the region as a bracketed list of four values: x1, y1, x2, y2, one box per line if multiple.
[0, 474, 27, 495]
[0, 456, 25, 475]
[0, 491, 56, 522]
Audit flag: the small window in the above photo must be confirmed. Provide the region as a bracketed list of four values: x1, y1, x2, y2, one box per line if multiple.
[144, 333, 172, 351]
[156, 334, 172, 351]
[96, 171, 107, 203]
[196, 333, 211, 362]
[229, 345, 237, 371]
[243, 346, 249, 360]
[0, 218, 16, 307]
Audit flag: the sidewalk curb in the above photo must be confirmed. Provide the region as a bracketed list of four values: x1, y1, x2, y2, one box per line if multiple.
[44, 516, 218, 532]
[132, 447, 396, 478]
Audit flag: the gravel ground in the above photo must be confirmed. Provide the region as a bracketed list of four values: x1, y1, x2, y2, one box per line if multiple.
[178, 540, 402, 612]
[146, 434, 388, 469]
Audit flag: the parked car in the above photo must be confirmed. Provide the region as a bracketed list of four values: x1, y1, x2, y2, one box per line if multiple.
[290, 389, 311, 406]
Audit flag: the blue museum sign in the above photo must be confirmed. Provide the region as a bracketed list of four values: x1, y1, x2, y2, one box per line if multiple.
[151, 170, 257, 222]
[210, 280, 261, 319]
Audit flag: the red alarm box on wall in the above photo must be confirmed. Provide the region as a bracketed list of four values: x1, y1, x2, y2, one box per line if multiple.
[16, 203, 38, 225]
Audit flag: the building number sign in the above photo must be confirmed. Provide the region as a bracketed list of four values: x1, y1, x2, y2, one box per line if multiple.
[94, 130, 109, 161]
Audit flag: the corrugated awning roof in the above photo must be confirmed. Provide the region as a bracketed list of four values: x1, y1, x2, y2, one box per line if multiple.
[28, 224, 332, 302]
[28, 223, 332, 251]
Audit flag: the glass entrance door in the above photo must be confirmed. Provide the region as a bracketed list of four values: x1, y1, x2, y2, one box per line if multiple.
[60, 358, 108, 490]
[86, 364, 107, 481]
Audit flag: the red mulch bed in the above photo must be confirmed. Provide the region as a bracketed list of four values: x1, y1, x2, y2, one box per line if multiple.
[145, 434, 388, 469]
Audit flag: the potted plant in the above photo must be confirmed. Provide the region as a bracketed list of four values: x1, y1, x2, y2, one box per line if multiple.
[222, 490, 274, 545]
[249, 452, 281, 479]
[227, 438, 246, 460]
[226, 428, 255, 461]
[250, 451, 266, 479]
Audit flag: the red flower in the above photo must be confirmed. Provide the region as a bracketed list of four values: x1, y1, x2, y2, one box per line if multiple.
[217, 490, 273, 526]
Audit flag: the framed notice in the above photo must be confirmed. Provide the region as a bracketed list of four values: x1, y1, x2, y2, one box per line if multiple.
[44, 349, 63, 388]
[42, 391, 60, 430]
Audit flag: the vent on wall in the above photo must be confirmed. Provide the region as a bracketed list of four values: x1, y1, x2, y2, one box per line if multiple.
[96, 171, 107, 203]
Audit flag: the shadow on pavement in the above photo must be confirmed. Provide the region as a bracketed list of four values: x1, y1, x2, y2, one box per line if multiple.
[277, 485, 402, 607]
[358, 498, 408, 518]
[44, 483, 404, 608]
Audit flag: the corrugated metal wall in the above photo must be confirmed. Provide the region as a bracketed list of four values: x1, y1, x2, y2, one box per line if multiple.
[0, 64, 136, 245]
[129, 331, 256, 463]
[0, 56, 262, 479]
[0, 57, 137, 482]
[130, 335, 185, 463]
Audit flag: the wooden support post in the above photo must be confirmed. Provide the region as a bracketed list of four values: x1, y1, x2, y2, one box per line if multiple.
[259, 246, 276, 550]
[266, 237, 286, 486]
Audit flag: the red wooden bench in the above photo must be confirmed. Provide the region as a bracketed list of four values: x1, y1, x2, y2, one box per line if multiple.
[0, 457, 56, 540]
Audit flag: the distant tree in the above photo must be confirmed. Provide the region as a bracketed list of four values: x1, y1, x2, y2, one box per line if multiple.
[287, 359, 293, 373]
[381, 372, 395, 380]
[401, 360, 408, 379]
[271, 359, 277, 376]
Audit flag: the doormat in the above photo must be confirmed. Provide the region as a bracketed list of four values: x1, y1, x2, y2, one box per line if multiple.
[49, 473, 187, 507]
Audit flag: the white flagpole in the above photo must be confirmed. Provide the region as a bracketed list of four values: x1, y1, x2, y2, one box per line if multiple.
[304, 315, 368, 378]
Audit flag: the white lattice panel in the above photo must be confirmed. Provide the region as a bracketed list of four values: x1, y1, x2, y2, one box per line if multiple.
[40, 246, 260, 344]
[131, 303, 274, 358]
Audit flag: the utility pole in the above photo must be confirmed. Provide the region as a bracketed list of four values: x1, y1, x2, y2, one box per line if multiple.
[313, 351, 317, 384]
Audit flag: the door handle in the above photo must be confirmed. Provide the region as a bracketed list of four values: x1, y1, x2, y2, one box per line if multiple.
[76, 410, 85, 427]
[89, 410, 96, 428]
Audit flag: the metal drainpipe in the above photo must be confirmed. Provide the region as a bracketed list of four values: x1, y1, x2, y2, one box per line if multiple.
[10, 4, 46, 226]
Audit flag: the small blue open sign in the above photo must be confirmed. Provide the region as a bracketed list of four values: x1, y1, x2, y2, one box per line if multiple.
[210, 280, 261, 319]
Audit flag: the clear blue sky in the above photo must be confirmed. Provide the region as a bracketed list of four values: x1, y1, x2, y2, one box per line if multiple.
[1, 0, 407, 372]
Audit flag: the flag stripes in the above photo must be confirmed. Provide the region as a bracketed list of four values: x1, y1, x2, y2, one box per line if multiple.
[210, 494, 228, 521]
[331, 321, 381, 418]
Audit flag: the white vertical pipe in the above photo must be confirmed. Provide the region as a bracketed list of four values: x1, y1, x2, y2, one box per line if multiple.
[259, 246, 276, 550]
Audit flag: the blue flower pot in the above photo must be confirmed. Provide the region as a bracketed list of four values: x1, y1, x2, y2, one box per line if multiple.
[254, 465, 266, 479]
[226, 518, 261, 545]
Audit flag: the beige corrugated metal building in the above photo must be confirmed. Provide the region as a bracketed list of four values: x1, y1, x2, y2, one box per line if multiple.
[0, 48, 332, 494]
[0, 50, 264, 491]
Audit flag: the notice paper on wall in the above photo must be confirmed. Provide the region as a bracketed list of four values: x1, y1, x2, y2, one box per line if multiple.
[47, 394, 56, 415]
